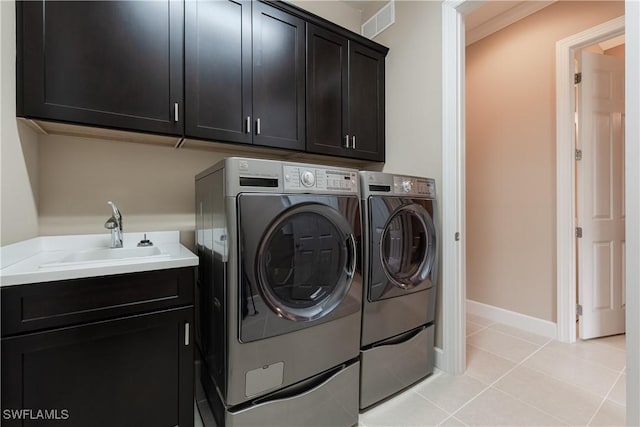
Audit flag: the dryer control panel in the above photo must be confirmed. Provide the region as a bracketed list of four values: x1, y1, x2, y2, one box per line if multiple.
[393, 176, 436, 198]
[283, 165, 357, 193]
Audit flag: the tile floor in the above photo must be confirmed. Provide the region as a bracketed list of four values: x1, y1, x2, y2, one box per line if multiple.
[196, 315, 627, 426]
[360, 315, 626, 427]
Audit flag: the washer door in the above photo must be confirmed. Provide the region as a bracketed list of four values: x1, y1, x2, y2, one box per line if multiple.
[257, 203, 357, 322]
[369, 197, 437, 301]
[238, 194, 361, 342]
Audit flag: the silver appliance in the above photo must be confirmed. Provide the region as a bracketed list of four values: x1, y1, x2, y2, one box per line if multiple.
[195, 157, 362, 426]
[358, 171, 438, 410]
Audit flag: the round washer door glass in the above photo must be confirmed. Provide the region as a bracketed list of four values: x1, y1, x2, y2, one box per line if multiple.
[257, 204, 356, 322]
[381, 204, 435, 289]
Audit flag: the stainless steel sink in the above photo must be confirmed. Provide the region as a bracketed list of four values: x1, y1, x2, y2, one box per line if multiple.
[40, 246, 170, 268]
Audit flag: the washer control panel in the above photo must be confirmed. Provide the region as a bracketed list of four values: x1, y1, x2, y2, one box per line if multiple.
[283, 165, 357, 192]
[393, 176, 436, 197]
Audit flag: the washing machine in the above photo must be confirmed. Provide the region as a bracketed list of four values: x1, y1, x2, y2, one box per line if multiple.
[195, 157, 362, 427]
[358, 171, 438, 410]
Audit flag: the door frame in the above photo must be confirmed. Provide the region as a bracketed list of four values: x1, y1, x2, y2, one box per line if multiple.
[440, 0, 482, 376]
[441, 1, 640, 424]
[555, 16, 624, 344]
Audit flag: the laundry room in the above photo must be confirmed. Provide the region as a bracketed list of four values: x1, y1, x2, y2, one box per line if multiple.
[0, 0, 638, 426]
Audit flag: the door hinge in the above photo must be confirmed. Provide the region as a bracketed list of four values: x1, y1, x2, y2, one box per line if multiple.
[574, 72, 582, 84]
[575, 149, 582, 161]
[576, 303, 583, 316]
[576, 227, 583, 238]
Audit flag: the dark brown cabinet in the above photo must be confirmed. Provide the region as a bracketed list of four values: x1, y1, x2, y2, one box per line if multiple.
[17, 1, 184, 136]
[1, 268, 195, 427]
[185, 0, 305, 151]
[306, 24, 386, 162]
[17, 0, 387, 161]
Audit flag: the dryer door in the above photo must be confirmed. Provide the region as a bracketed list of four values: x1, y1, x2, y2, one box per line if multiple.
[238, 194, 361, 342]
[369, 197, 437, 301]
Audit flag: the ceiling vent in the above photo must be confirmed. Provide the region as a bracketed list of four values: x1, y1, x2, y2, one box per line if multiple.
[361, 1, 395, 40]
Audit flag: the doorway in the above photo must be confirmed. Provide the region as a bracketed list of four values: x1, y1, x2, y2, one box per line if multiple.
[556, 16, 625, 344]
[442, 1, 639, 425]
[575, 38, 626, 340]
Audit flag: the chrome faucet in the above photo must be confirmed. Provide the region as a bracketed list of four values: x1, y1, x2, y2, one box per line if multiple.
[104, 201, 123, 248]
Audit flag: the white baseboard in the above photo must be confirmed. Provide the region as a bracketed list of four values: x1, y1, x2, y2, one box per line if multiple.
[434, 346, 443, 370]
[466, 300, 557, 340]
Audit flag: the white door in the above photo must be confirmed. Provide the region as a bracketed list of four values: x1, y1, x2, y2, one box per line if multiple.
[577, 50, 625, 339]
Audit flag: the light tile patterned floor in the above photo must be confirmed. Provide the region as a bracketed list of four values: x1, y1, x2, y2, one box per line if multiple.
[360, 316, 626, 427]
[195, 315, 626, 426]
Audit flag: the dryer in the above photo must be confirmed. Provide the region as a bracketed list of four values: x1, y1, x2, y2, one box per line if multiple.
[358, 171, 438, 410]
[196, 158, 362, 426]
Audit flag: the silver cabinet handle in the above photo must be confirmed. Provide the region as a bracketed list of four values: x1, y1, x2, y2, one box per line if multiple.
[344, 135, 350, 149]
[256, 118, 261, 135]
[352, 135, 356, 150]
[185, 322, 190, 346]
[246, 116, 251, 134]
[174, 102, 179, 122]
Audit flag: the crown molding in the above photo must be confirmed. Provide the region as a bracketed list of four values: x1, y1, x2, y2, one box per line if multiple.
[466, 1, 556, 46]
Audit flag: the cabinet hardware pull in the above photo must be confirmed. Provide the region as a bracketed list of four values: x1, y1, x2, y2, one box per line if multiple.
[344, 135, 350, 149]
[185, 322, 190, 346]
[246, 116, 251, 134]
[352, 135, 356, 150]
[174, 102, 179, 122]
[256, 118, 261, 135]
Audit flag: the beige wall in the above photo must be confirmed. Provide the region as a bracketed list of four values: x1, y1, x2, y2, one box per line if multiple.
[466, 1, 624, 321]
[37, 136, 238, 249]
[361, 1, 388, 25]
[1, 2, 39, 246]
[373, 0, 443, 344]
[291, 0, 362, 33]
[606, 44, 625, 57]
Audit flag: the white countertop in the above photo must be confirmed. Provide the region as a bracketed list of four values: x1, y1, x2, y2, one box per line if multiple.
[0, 231, 198, 287]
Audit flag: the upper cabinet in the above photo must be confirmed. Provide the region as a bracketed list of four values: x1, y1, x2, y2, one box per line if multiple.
[17, 1, 184, 136]
[16, 0, 387, 162]
[306, 24, 385, 162]
[185, 0, 252, 144]
[185, 0, 305, 151]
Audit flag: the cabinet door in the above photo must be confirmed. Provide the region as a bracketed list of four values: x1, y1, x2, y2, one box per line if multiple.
[252, 2, 306, 151]
[1, 307, 194, 427]
[185, 0, 252, 144]
[348, 42, 386, 162]
[17, 1, 183, 136]
[306, 24, 349, 157]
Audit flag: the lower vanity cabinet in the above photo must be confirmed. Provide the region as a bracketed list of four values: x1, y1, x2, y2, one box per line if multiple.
[1, 268, 195, 427]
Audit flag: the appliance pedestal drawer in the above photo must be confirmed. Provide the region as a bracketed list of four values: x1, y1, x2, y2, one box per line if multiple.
[214, 360, 359, 427]
[360, 324, 435, 410]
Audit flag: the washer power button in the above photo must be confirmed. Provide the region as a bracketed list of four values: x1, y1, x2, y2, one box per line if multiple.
[301, 170, 316, 187]
[401, 180, 413, 193]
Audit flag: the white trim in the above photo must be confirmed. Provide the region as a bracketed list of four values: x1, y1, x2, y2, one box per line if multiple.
[441, 0, 474, 376]
[433, 346, 444, 371]
[625, 3, 640, 425]
[466, 300, 557, 339]
[599, 34, 625, 51]
[466, 1, 555, 46]
[555, 16, 624, 344]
